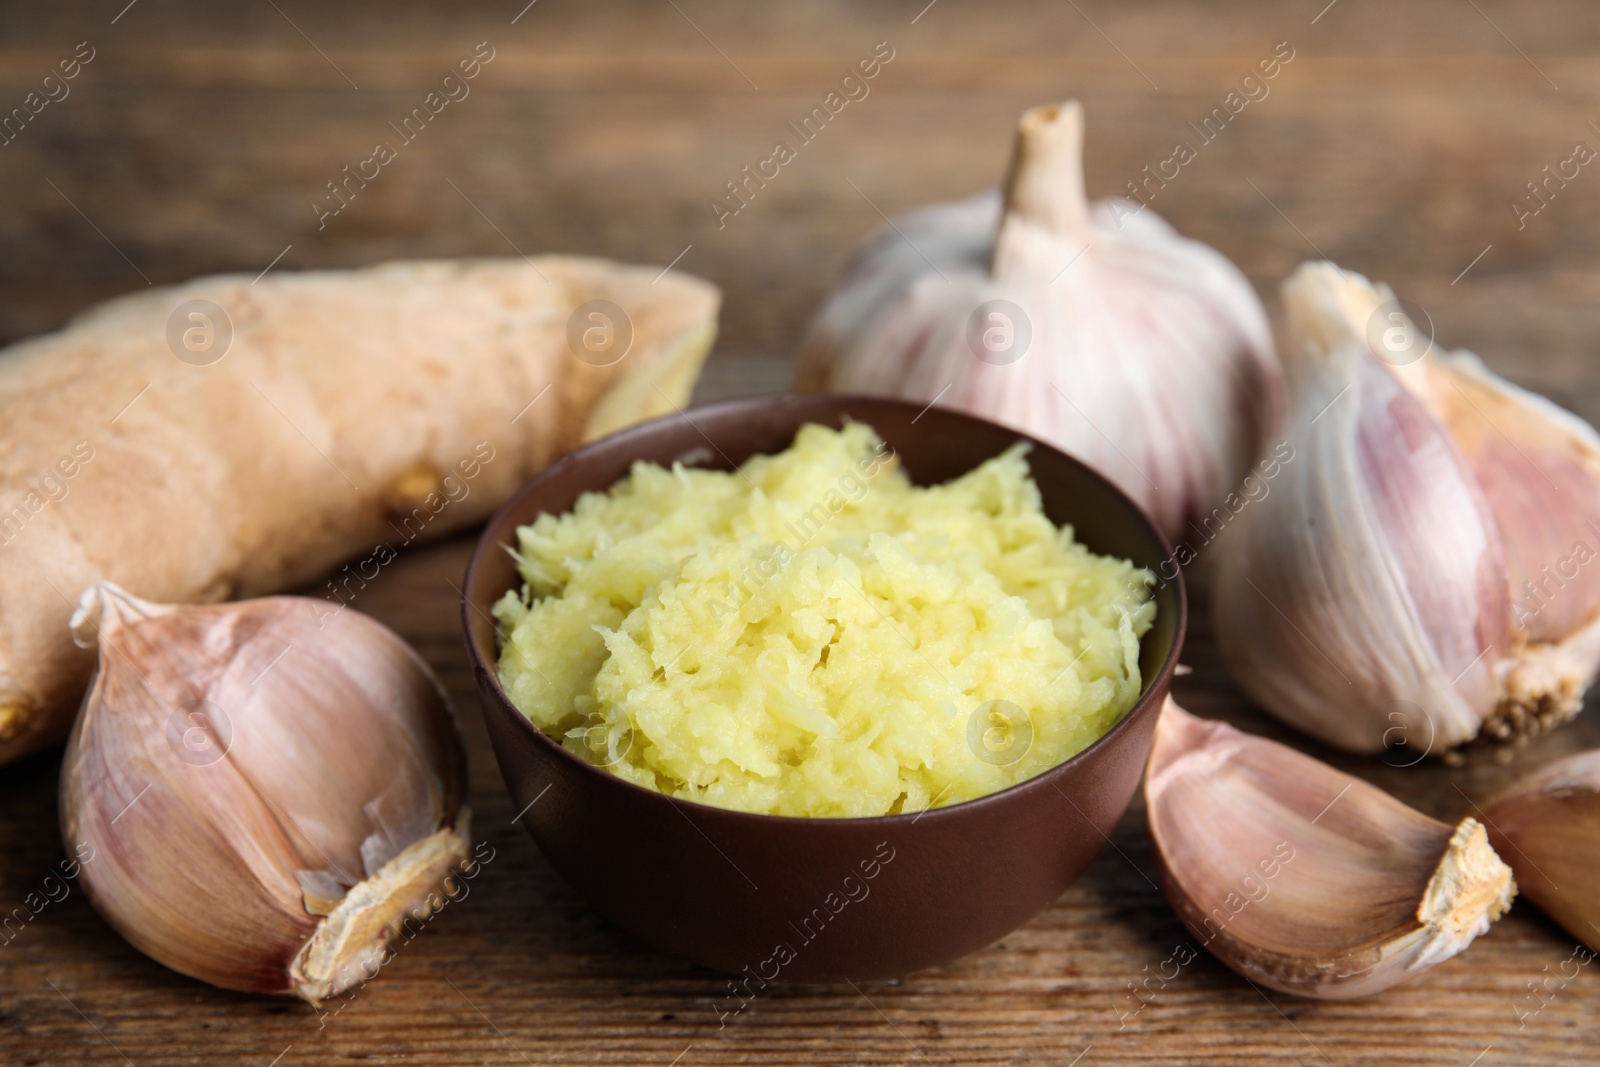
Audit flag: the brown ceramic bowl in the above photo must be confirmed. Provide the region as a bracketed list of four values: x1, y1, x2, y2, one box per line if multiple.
[463, 394, 1185, 982]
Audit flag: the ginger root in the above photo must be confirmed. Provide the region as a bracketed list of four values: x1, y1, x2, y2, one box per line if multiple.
[0, 256, 718, 763]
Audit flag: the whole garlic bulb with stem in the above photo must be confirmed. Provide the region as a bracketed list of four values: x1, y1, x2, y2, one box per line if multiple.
[1481, 749, 1600, 951]
[796, 99, 1284, 542]
[1146, 701, 1515, 999]
[60, 583, 470, 1002]
[1214, 261, 1600, 757]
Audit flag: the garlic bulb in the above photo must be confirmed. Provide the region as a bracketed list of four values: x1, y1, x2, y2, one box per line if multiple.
[796, 100, 1284, 542]
[60, 584, 469, 1002]
[1146, 701, 1515, 998]
[1481, 749, 1600, 950]
[1214, 261, 1600, 756]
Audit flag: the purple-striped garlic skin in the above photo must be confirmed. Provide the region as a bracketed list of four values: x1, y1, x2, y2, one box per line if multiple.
[798, 101, 1284, 544]
[1214, 262, 1600, 756]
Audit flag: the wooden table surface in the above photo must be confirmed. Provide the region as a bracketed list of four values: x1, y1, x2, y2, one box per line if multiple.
[4, 1, 1600, 1063]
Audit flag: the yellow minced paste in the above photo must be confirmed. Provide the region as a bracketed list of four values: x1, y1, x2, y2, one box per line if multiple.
[494, 422, 1155, 818]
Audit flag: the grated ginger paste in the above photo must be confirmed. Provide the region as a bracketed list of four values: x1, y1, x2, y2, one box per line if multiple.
[494, 422, 1155, 818]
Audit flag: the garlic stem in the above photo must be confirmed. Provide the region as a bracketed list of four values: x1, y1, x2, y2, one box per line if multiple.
[995, 101, 1091, 254]
[70, 580, 173, 648]
[799, 99, 1283, 545]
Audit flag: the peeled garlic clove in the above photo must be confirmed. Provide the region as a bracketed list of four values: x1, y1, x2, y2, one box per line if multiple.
[797, 100, 1284, 543]
[1481, 749, 1600, 950]
[60, 583, 469, 1002]
[1215, 261, 1600, 755]
[1146, 701, 1515, 998]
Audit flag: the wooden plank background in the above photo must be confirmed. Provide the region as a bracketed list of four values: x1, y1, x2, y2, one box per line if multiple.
[3, 1, 1600, 1063]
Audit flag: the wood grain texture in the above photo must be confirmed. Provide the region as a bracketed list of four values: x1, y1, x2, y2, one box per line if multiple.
[3, 1, 1600, 1063]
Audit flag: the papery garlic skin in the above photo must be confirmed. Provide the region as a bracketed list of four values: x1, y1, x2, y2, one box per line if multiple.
[1482, 749, 1600, 951]
[797, 101, 1284, 542]
[1214, 262, 1600, 755]
[60, 584, 469, 1001]
[1146, 701, 1515, 999]
[1215, 263, 1510, 752]
[1394, 348, 1600, 736]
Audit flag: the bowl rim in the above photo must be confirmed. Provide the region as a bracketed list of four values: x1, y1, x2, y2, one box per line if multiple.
[462, 392, 1187, 829]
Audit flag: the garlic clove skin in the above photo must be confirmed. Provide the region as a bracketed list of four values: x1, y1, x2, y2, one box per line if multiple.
[797, 100, 1284, 543]
[60, 583, 469, 1002]
[1216, 261, 1600, 756]
[1391, 341, 1600, 738]
[1317, 273, 1600, 650]
[1413, 359, 1600, 644]
[1146, 701, 1515, 999]
[1480, 749, 1600, 951]
[796, 191, 1001, 394]
[1216, 262, 1512, 752]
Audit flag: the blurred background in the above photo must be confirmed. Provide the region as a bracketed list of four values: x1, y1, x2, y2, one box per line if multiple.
[3, 0, 1596, 416]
